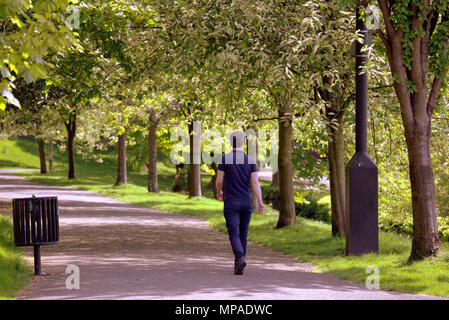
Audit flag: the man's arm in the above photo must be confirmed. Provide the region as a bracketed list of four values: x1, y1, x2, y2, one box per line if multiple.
[216, 169, 224, 201]
[250, 172, 265, 214]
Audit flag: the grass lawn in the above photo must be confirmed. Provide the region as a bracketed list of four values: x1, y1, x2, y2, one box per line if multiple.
[0, 215, 32, 299]
[1, 137, 449, 298]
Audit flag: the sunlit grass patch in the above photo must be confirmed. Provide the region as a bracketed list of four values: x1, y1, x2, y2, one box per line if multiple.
[0, 215, 32, 300]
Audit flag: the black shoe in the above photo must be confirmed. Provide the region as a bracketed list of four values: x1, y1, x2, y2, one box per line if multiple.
[234, 257, 247, 275]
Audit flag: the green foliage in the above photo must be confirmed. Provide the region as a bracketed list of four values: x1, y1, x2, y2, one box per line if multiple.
[369, 93, 449, 242]
[438, 216, 449, 242]
[0, 0, 77, 110]
[378, 165, 414, 236]
[261, 185, 281, 210]
[171, 165, 187, 193]
[125, 130, 150, 171]
[388, 0, 449, 72]
[292, 143, 328, 182]
[295, 195, 331, 223]
[261, 184, 331, 223]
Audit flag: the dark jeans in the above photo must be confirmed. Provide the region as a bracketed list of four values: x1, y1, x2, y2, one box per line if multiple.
[223, 199, 253, 261]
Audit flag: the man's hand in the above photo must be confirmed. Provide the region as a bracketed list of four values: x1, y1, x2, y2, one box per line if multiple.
[217, 190, 224, 201]
[257, 202, 265, 214]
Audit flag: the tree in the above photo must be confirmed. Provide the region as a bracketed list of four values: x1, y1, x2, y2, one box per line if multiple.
[64, 110, 77, 179]
[375, 0, 449, 260]
[0, 0, 77, 110]
[171, 95, 205, 198]
[48, 141, 55, 171]
[146, 94, 170, 193]
[115, 128, 128, 186]
[291, 1, 356, 236]
[44, 0, 141, 179]
[108, 93, 134, 187]
[3, 78, 63, 174]
[148, 109, 159, 192]
[38, 139, 47, 174]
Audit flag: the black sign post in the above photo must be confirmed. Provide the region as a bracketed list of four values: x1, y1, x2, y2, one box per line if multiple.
[345, 5, 379, 256]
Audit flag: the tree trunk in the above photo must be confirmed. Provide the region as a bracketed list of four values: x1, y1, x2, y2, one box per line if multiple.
[48, 141, 54, 171]
[65, 114, 77, 180]
[38, 139, 47, 174]
[406, 125, 440, 260]
[383, 25, 440, 260]
[276, 103, 296, 228]
[172, 163, 186, 192]
[328, 113, 345, 237]
[148, 113, 159, 193]
[188, 121, 202, 197]
[272, 171, 279, 187]
[114, 129, 128, 186]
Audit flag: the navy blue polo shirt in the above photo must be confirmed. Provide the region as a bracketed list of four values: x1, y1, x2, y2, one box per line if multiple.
[217, 150, 258, 202]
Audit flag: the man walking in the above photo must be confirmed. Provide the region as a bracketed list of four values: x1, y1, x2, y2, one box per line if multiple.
[216, 131, 265, 275]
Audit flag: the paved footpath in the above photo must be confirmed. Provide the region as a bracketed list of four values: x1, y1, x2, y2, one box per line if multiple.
[0, 170, 442, 300]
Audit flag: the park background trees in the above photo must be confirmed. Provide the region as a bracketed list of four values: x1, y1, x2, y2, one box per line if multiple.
[1, 0, 449, 263]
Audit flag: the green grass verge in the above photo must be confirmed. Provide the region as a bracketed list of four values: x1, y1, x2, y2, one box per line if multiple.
[1, 137, 449, 298]
[0, 138, 43, 169]
[0, 215, 33, 299]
